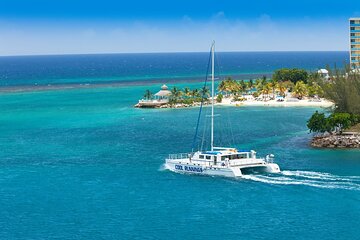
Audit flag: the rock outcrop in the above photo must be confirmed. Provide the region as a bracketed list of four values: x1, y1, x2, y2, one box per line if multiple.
[311, 134, 360, 148]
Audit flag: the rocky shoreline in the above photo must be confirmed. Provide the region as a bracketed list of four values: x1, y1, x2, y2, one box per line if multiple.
[311, 134, 360, 148]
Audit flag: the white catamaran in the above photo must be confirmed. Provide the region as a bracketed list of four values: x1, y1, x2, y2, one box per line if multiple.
[165, 42, 280, 177]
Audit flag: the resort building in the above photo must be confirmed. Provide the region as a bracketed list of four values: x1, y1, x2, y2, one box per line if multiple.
[317, 69, 330, 81]
[350, 18, 360, 69]
[137, 84, 171, 108]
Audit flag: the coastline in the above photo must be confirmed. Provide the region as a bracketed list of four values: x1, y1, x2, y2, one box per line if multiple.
[311, 134, 360, 148]
[217, 97, 334, 108]
[136, 98, 334, 109]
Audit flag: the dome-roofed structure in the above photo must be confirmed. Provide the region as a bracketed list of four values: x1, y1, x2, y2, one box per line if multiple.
[155, 84, 171, 97]
[137, 84, 172, 108]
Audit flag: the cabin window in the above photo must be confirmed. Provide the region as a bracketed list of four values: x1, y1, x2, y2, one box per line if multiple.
[199, 155, 204, 159]
[206, 156, 211, 160]
[221, 156, 226, 161]
[236, 153, 247, 159]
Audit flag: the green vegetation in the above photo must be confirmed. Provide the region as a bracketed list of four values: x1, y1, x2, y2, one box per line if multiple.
[168, 86, 210, 105]
[293, 81, 308, 99]
[307, 111, 331, 133]
[307, 111, 360, 134]
[143, 89, 153, 100]
[216, 93, 223, 103]
[320, 68, 360, 115]
[272, 68, 308, 84]
[307, 67, 360, 134]
[217, 69, 323, 101]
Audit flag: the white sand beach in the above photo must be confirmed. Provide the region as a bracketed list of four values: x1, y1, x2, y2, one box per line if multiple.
[217, 97, 334, 108]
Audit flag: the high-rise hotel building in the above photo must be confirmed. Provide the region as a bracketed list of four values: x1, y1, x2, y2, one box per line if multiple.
[350, 18, 360, 68]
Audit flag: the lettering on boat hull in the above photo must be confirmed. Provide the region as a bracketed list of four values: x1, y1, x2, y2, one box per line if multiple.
[175, 164, 203, 173]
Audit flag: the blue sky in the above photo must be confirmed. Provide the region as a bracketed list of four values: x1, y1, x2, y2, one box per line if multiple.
[0, 0, 360, 55]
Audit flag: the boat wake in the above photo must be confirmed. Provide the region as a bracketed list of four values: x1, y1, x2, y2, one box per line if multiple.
[158, 164, 170, 171]
[242, 170, 360, 191]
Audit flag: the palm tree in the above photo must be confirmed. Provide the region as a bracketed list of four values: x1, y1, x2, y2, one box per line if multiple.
[200, 86, 210, 99]
[239, 80, 247, 94]
[276, 81, 287, 97]
[293, 81, 308, 99]
[190, 89, 200, 98]
[218, 80, 226, 94]
[249, 79, 254, 89]
[262, 75, 267, 82]
[261, 83, 272, 100]
[183, 87, 190, 97]
[230, 81, 241, 96]
[143, 89, 153, 100]
[247, 79, 254, 93]
[171, 87, 182, 102]
[282, 80, 295, 93]
[255, 77, 266, 90]
[224, 77, 235, 96]
[269, 78, 278, 98]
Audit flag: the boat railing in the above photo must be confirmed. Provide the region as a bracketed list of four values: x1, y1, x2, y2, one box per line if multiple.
[168, 153, 192, 160]
[265, 154, 275, 163]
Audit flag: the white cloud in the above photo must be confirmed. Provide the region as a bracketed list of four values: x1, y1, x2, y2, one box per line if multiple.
[0, 17, 349, 56]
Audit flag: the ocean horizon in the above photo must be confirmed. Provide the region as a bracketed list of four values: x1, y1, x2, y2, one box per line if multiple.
[0, 51, 348, 91]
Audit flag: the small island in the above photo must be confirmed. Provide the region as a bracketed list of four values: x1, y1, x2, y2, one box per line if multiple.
[135, 68, 334, 108]
[135, 84, 211, 108]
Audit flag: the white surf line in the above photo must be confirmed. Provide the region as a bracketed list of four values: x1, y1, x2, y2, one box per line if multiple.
[242, 171, 360, 191]
[282, 170, 360, 182]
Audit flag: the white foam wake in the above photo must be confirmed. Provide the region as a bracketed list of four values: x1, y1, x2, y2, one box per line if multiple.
[242, 171, 360, 191]
[158, 163, 170, 171]
[282, 170, 360, 181]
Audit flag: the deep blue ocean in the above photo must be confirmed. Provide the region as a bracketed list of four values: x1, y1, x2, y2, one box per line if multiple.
[0, 52, 360, 240]
[0, 51, 349, 87]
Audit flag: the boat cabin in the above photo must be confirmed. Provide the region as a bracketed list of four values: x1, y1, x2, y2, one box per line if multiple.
[191, 148, 257, 166]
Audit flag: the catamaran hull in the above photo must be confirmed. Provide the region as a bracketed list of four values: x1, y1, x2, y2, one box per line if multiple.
[165, 161, 280, 178]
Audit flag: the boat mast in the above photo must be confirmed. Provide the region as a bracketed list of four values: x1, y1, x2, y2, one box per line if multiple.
[211, 41, 215, 151]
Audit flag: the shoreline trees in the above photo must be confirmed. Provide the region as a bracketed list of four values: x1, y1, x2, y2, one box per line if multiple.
[307, 66, 360, 135]
[216, 68, 323, 101]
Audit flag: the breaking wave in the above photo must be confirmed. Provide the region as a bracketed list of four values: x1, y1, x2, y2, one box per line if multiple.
[242, 170, 360, 191]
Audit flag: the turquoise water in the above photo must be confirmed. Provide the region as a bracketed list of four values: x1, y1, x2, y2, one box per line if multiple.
[0, 86, 360, 240]
[0, 52, 359, 239]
